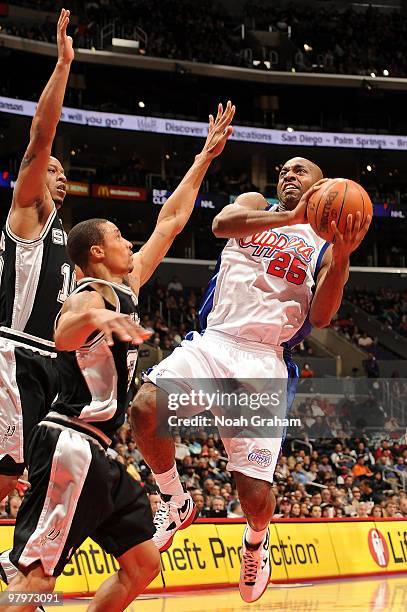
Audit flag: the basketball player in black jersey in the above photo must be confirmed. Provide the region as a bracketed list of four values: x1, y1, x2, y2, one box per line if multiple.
[0, 9, 75, 501]
[2, 104, 234, 611]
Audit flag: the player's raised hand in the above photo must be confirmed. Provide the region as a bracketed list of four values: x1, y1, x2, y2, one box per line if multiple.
[91, 309, 152, 346]
[202, 101, 235, 159]
[57, 8, 74, 65]
[331, 211, 372, 259]
[290, 178, 329, 225]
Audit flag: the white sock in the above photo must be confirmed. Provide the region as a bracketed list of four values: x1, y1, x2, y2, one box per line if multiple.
[246, 524, 268, 546]
[153, 463, 184, 497]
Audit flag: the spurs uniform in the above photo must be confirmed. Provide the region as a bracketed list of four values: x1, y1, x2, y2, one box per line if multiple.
[10, 278, 154, 577]
[0, 208, 75, 475]
[147, 210, 329, 482]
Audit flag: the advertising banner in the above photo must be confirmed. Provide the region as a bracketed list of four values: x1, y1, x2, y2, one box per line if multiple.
[92, 184, 146, 201]
[1, 95, 407, 151]
[66, 181, 90, 197]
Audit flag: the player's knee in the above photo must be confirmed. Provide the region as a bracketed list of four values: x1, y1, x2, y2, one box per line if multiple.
[18, 563, 56, 592]
[131, 383, 158, 431]
[239, 480, 273, 516]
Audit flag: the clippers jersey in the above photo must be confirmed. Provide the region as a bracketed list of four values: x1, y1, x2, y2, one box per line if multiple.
[0, 207, 75, 354]
[199, 212, 329, 349]
[53, 278, 139, 436]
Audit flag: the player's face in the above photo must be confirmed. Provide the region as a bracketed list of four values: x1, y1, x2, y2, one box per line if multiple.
[277, 157, 322, 209]
[101, 222, 134, 275]
[46, 157, 67, 208]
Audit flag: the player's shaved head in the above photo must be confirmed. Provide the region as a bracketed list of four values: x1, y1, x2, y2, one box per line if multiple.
[277, 157, 324, 210]
[284, 157, 323, 181]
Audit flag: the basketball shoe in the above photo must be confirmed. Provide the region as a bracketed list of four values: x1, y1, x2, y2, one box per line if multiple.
[153, 492, 197, 552]
[239, 527, 271, 602]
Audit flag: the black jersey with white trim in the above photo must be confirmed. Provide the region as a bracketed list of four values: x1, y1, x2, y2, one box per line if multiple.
[53, 278, 140, 436]
[0, 207, 75, 351]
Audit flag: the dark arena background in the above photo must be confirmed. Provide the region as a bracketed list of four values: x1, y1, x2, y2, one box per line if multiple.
[1, 1, 407, 610]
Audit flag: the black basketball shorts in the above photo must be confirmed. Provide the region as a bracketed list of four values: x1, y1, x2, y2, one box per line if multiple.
[10, 416, 155, 576]
[0, 339, 59, 476]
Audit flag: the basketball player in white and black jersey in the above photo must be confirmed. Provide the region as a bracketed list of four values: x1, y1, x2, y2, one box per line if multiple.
[0, 10, 75, 501]
[132, 157, 371, 602]
[2, 104, 235, 612]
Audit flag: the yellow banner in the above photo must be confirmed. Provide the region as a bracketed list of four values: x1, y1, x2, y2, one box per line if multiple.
[2, 519, 407, 596]
[161, 523, 228, 587]
[274, 521, 338, 580]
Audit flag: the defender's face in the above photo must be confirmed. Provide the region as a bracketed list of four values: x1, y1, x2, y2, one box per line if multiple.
[46, 157, 67, 208]
[101, 222, 134, 274]
[277, 157, 321, 209]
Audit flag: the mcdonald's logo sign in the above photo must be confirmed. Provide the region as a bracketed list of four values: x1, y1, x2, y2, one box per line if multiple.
[92, 184, 146, 201]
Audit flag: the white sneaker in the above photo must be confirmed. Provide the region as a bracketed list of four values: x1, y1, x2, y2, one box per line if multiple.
[153, 492, 197, 552]
[239, 527, 271, 603]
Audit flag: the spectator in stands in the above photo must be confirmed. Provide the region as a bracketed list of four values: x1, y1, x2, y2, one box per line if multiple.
[385, 499, 401, 517]
[167, 275, 184, 295]
[228, 500, 244, 518]
[148, 492, 161, 517]
[310, 505, 322, 518]
[7, 495, 22, 519]
[399, 498, 407, 518]
[208, 496, 228, 518]
[192, 491, 206, 517]
[352, 456, 373, 479]
[371, 505, 384, 517]
[357, 502, 370, 518]
[363, 353, 380, 378]
[300, 363, 314, 378]
[357, 332, 375, 349]
[0, 498, 7, 518]
[174, 434, 191, 461]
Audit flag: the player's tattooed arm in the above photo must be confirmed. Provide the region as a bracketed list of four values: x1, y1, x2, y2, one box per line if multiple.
[10, 9, 74, 237]
[55, 290, 151, 351]
[132, 102, 235, 288]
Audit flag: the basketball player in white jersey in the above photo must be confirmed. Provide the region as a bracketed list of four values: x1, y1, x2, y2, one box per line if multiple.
[132, 157, 371, 602]
[0, 10, 75, 502]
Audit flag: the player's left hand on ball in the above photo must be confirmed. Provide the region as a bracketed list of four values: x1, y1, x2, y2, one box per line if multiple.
[331, 211, 372, 258]
[202, 100, 235, 158]
[57, 8, 74, 65]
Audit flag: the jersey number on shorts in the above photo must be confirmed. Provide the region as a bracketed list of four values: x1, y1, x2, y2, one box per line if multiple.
[58, 263, 76, 303]
[266, 252, 306, 285]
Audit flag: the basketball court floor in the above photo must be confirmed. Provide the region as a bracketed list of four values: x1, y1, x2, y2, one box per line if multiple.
[59, 575, 407, 611]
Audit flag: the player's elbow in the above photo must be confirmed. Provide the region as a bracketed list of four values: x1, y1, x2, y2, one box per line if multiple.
[212, 215, 228, 238]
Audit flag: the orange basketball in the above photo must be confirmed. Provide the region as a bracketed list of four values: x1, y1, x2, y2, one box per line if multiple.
[307, 178, 373, 243]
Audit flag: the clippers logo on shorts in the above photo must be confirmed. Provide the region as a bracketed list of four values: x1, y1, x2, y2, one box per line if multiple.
[1, 425, 16, 445]
[247, 448, 273, 467]
[39, 528, 61, 546]
[368, 528, 390, 567]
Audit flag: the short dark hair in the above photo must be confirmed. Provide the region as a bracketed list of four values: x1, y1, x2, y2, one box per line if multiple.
[67, 219, 108, 269]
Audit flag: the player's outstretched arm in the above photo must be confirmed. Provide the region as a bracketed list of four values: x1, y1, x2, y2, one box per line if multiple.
[309, 212, 371, 328]
[10, 9, 74, 238]
[55, 291, 151, 351]
[212, 180, 327, 238]
[129, 101, 235, 292]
